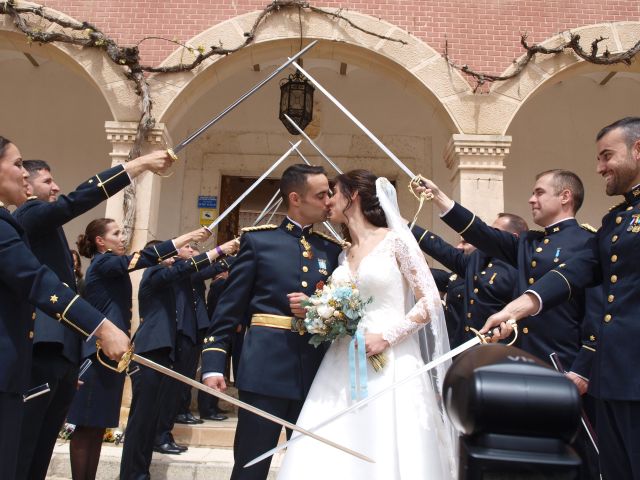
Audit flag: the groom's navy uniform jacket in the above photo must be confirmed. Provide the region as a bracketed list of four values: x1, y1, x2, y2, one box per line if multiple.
[201, 219, 342, 400]
[440, 203, 599, 378]
[412, 225, 518, 346]
[12, 164, 132, 480]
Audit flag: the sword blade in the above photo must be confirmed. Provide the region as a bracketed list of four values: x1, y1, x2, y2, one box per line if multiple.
[245, 335, 481, 467]
[131, 354, 374, 464]
[171, 41, 318, 155]
[205, 140, 301, 233]
[290, 61, 416, 180]
[284, 114, 343, 174]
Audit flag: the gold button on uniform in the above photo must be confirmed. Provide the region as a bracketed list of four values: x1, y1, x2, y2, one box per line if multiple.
[28, 331, 34, 339]
[535, 247, 542, 252]
[627, 206, 633, 211]
[301, 281, 308, 288]
[528, 278, 534, 285]
[522, 327, 529, 334]
[608, 294, 615, 303]
[604, 314, 612, 323]
[544, 239, 550, 244]
[612, 235, 618, 243]
[469, 299, 474, 305]
[55, 313, 61, 320]
[467, 313, 472, 318]
[302, 266, 308, 272]
[465, 326, 470, 332]
[616, 216, 622, 224]
[473, 288, 478, 293]
[531, 260, 537, 267]
[610, 275, 618, 283]
[302, 252, 309, 258]
[31, 312, 36, 320]
[611, 255, 618, 263]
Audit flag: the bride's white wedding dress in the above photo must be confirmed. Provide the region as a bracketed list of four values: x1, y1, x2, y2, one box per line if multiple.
[277, 230, 457, 479]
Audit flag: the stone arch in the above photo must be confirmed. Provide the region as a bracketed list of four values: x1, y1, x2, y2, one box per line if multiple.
[495, 21, 640, 135]
[0, 6, 138, 121]
[151, 8, 469, 133]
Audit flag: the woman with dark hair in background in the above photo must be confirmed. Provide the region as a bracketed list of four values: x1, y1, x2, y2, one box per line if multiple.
[70, 249, 85, 297]
[66, 217, 209, 480]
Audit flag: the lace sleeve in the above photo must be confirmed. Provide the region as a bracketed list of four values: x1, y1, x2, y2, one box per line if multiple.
[381, 234, 442, 346]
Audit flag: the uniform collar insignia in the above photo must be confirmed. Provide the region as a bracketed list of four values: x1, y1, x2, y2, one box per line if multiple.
[624, 184, 640, 205]
[281, 218, 311, 237]
[286, 223, 294, 231]
[544, 218, 576, 236]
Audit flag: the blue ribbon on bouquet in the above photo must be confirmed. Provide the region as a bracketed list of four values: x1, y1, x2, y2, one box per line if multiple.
[348, 331, 368, 400]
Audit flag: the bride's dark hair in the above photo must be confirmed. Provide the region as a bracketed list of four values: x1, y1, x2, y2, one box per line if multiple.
[333, 170, 387, 241]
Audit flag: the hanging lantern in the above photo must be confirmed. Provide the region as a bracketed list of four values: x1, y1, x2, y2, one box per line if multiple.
[279, 71, 314, 135]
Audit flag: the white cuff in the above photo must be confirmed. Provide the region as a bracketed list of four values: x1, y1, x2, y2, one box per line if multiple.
[439, 202, 455, 217]
[202, 371, 223, 380]
[569, 371, 588, 382]
[524, 290, 543, 315]
[86, 318, 108, 341]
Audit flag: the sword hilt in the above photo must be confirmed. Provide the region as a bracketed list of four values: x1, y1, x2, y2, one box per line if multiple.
[470, 319, 518, 345]
[409, 175, 435, 201]
[95, 341, 134, 373]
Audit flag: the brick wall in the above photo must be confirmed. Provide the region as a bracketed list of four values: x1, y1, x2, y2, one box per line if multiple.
[40, 1, 640, 76]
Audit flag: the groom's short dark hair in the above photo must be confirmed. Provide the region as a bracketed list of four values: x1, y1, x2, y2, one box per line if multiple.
[280, 164, 326, 207]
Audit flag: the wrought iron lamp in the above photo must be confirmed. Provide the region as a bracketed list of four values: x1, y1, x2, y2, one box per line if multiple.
[279, 71, 314, 135]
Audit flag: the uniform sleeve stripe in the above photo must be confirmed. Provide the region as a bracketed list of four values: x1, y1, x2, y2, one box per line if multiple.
[99, 168, 127, 187]
[94, 173, 109, 198]
[202, 347, 227, 354]
[418, 229, 429, 244]
[458, 214, 476, 235]
[582, 345, 596, 352]
[550, 269, 572, 300]
[61, 295, 89, 337]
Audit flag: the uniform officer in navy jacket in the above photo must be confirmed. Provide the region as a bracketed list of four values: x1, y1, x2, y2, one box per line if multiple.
[411, 213, 525, 347]
[484, 117, 640, 480]
[14, 152, 172, 480]
[0, 136, 129, 479]
[120, 239, 236, 479]
[417, 169, 600, 478]
[202, 164, 343, 480]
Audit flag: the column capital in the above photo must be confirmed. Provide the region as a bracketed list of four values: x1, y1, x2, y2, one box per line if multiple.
[105, 121, 169, 163]
[444, 134, 512, 171]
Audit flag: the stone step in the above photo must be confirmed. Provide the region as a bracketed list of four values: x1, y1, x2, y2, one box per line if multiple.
[172, 416, 286, 448]
[46, 441, 283, 480]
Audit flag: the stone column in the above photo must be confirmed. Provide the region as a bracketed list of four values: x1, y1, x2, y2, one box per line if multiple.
[104, 121, 171, 427]
[444, 134, 512, 223]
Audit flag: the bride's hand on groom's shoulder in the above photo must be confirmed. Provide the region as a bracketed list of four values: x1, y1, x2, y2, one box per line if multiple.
[364, 333, 389, 357]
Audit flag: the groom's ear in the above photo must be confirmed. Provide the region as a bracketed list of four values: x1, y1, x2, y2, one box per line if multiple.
[289, 191, 301, 206]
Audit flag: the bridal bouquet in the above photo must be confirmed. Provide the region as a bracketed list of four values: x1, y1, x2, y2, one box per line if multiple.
[297, 279, 386, 371]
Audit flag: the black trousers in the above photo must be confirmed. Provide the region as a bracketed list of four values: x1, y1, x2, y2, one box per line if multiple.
[597, 398, 640, 480]
[120, 349, 172, 480]
[0, 392, 23, 479]
[155, 335, 197, 445]
[16, 346, 78, 480]
[231, 390, 304, 480]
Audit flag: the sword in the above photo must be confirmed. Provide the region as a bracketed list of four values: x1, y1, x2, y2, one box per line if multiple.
[284, 114, 343, 174]
[95, 345, 374, 464]
[204, 141, 301, 233]
[549, 352, 599, 455]
[290, 61, 425, 187]
[166, 41, 318, 160]
[245, 329, 504, 467]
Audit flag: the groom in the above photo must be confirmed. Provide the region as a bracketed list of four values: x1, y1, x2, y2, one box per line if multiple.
[202, 164, 343, 480]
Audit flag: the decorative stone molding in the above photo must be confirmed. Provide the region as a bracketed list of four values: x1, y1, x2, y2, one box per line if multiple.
[444, 134, 512, 222]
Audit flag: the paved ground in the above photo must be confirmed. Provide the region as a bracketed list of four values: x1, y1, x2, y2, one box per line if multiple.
[46, 441, 283, 479]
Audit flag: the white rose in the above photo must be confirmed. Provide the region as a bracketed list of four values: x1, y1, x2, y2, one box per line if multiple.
[317, 305, 335, 319]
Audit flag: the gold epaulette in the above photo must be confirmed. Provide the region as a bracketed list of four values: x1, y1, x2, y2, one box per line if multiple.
[609, 201, 626, 212]
[311, 230, 344, 246]
[580, 223, 598, 233]
[241, 224, 277, 234]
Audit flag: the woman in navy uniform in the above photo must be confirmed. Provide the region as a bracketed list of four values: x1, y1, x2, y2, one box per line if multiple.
[120, 238, 237, 479]
[202, 164, 343, 480]
[0, 136, 130, 479]
[66, 218, 209, 480]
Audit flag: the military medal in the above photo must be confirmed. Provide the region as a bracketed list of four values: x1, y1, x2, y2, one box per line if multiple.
[554, 247, 561, 263]
[628, 214, 640, 233]
[300, 236, 313, 259]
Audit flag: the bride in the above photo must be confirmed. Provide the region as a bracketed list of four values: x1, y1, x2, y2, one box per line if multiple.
[277, 170, 457, 479]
